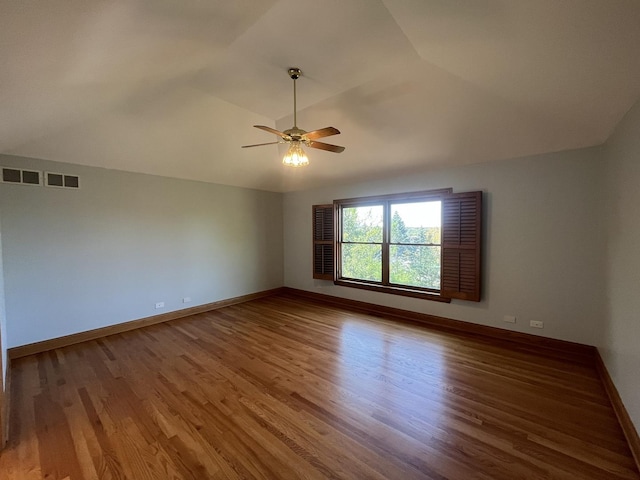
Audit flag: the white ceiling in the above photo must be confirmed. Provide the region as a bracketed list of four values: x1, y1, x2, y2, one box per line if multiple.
[2, 0, 640, 192]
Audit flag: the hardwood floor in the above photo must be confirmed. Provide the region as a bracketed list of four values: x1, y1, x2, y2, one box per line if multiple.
[0, 294, 638, 479]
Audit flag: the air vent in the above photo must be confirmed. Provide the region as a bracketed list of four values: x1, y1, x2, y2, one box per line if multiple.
[45, 172, 80, 189]
[1, 167, 42, 186]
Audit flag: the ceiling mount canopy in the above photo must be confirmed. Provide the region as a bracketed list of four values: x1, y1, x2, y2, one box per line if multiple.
[242, 67, 345, 167]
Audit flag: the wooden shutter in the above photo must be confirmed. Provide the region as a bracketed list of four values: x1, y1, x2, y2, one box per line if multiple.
[312, 204, 335, 280]
[441, 191, 482, 301]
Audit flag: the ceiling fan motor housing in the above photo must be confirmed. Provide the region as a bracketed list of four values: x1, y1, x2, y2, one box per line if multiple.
[284, 126, 306, 141]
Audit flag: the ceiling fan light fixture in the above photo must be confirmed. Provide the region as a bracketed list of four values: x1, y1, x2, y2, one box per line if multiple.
[282, 141, 309, 167]
[241, 67, 344, 162]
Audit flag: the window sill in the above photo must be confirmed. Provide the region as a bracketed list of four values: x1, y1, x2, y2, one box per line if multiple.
[334, 279, 452, 303]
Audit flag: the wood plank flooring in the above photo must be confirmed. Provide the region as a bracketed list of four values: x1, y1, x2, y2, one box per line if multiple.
[0, 294, 637, 479]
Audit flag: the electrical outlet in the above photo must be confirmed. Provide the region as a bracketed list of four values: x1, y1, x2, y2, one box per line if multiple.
[503, 315, 516, 324]
[530, 320, 544, 329]
[182, 297, 191, 303]
[155, 302, 165, 309]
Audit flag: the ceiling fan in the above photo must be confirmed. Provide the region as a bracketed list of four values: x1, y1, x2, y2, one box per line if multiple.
[241, 67, 345, 167]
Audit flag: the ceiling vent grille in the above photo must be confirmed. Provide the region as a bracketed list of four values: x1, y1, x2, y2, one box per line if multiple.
[1, 167, 42, 186]
[45, 172, 80, 189]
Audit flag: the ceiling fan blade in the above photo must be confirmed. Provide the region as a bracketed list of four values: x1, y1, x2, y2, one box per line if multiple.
[241, 141, 281, 148]
[307, 141, 345, 153]
[254, 125, 289, 139]
[303, 126, 341, 140]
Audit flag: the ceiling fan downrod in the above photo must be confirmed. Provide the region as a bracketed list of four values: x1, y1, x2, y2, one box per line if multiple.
[288, 68, 302, 128]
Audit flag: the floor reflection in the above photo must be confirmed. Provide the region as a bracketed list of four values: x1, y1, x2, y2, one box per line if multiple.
[337, 318, 445, 438]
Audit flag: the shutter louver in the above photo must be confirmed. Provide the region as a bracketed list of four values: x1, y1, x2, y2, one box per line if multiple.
[441, 191, 482, 301]
[312, 204, 335, 280]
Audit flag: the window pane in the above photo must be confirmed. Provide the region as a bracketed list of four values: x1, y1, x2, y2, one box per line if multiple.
[390, 201, 441, 244]
[341, 244, 382, 282]
[342, 206, 383, 243]
[389, 245, 441, 289]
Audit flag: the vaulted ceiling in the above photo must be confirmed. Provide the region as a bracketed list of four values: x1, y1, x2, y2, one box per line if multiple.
[2, 1, 640, 192]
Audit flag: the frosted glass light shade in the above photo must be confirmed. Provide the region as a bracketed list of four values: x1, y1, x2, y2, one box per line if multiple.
[282, 141, 309, 167]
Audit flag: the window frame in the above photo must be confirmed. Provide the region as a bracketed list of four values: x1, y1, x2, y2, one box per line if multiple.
[334, 189, 453, 302]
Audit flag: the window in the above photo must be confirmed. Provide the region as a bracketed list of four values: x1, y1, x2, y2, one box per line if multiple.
[390, 201, 442, 290]
[315, 189, 481, 302]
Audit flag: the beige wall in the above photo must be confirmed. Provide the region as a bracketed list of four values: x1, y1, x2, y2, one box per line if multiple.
[0, 215, 6, 388]
[283, 147, 606, 347]
[603, 99, 640, 431]
[0, 154, 284, 348]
